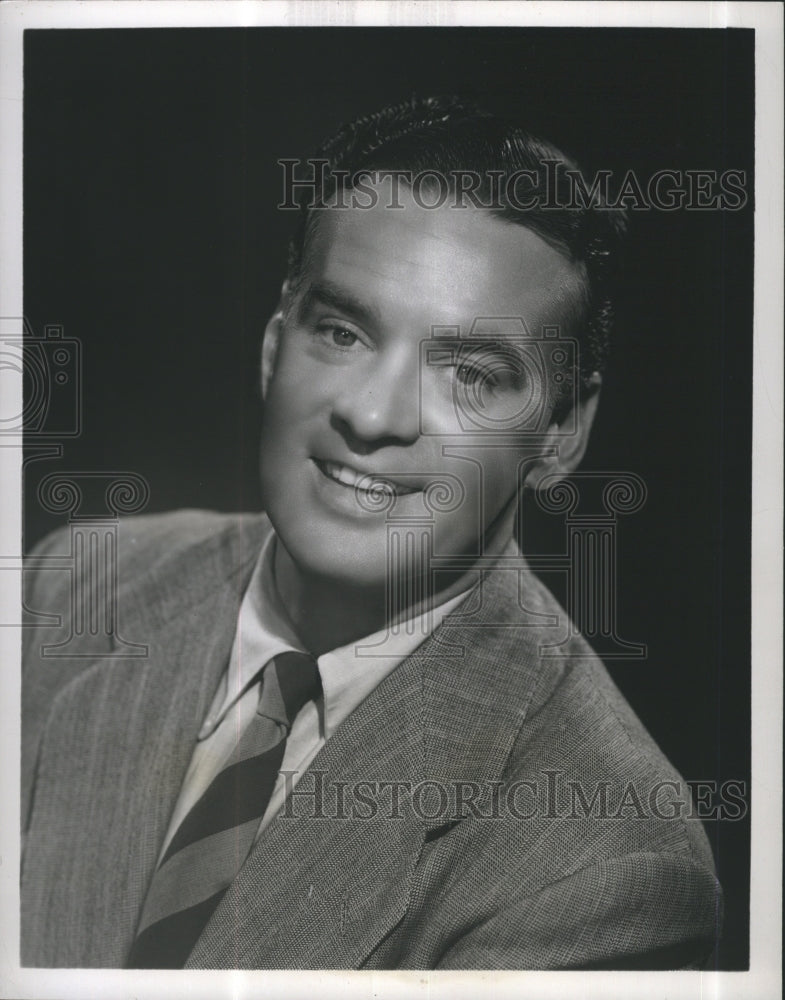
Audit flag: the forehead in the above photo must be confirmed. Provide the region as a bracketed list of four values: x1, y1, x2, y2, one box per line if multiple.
[299, 186, 586, 334]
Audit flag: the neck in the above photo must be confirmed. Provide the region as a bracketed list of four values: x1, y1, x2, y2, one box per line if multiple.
[271, 506, 517, 657]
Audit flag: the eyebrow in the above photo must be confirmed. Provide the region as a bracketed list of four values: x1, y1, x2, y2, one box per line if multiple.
[426, 338, 531, 372]
[296, 279, 382, 331]
[450, 334, 536, 368]
[296, 282, 563, 370]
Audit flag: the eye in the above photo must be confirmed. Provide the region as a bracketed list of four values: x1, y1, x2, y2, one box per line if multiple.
[330, 327, 358, 348]
[314, 322, 362, 350]
[456, 360, 495, 387]
[454, 350, 524, 392]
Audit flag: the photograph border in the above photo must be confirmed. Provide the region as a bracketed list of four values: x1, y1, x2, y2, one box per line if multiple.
[1, 3, 781, 998]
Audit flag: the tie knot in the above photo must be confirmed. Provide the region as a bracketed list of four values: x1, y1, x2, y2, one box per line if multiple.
[258, 650, 321, 727]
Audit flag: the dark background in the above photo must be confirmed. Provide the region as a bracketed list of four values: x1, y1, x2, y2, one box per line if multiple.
[23, 27, 753, 969]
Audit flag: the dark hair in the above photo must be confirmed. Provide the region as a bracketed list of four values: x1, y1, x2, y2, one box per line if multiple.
[286, 95, 628, 382]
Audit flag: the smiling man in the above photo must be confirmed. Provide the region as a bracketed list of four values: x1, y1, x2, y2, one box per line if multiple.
[259, 179, 592, 653]
[21, 96, 722, 970]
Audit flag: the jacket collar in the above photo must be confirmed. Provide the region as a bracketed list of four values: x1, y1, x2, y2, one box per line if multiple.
[32, 513, 553, 967]
[183, 517, 553, 968]
[23, 515, 268, 966]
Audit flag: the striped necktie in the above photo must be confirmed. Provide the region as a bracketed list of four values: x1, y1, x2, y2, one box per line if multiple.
[126, 650, 321, 968]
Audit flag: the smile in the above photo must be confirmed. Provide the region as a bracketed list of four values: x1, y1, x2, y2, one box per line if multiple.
[313, 459, 420, 497]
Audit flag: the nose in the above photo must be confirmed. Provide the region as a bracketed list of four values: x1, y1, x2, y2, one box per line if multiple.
[330, 351, 420, 447]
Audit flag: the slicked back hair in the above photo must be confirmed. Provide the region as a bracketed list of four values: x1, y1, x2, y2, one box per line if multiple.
[286, 95, 628, 385]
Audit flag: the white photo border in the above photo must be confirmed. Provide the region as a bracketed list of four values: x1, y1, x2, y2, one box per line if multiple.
[0, 3, 781, 999]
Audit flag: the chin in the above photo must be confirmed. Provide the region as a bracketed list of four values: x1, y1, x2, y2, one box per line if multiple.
[285, 515, 452, 592]
[271, 517, 385, 588]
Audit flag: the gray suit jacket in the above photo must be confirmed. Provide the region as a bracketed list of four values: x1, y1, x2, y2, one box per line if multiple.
[21, 510, 721, 969]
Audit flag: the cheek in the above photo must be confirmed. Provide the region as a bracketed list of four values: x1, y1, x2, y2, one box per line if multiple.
[483, 453, 522, 506]
[449, 448, 522, 511]
[427, 451, 521, 553]
[262, 341, 331, 433]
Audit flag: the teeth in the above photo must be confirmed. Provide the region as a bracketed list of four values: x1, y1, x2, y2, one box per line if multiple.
[320, 461, 417, 496]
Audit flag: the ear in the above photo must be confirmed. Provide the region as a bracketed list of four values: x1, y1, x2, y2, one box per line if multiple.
[261, 281, 290, 400]
[523, 373, 602, 491]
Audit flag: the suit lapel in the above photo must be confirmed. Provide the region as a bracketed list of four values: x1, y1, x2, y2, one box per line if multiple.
[186, 645, 427, 969]
[187, 550, 554, 969]
[23, 515, 267, 966]
[26, 513, 555, 969]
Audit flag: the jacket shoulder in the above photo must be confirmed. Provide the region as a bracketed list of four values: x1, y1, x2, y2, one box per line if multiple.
[502, 647, 718, 884]
[21, 508, 268, 824]
[25, 508, 265, 597]
[421, 629, 722, 968]
[115, 508, 265, 575]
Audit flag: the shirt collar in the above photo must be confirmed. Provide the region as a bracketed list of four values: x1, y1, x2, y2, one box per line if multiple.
[317, 586, 468, 739]
[199, 527, 472, 740]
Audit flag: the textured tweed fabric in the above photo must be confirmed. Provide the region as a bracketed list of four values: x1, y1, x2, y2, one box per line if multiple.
[21, 511, 722, 969]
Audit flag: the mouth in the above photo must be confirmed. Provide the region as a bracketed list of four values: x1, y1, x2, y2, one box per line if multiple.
[313, 458, 421, 498]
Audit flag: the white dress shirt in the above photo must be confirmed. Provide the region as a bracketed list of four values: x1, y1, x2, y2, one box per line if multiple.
[159, 529, 471, 859]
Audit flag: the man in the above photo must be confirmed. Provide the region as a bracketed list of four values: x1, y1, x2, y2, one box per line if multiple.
[21, 96, 721, 969]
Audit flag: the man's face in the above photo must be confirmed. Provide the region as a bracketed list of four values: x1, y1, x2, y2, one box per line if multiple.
[259, 188, 590, 588]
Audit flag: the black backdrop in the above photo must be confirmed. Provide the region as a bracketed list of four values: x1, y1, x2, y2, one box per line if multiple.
[23, 27, 753, 969]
